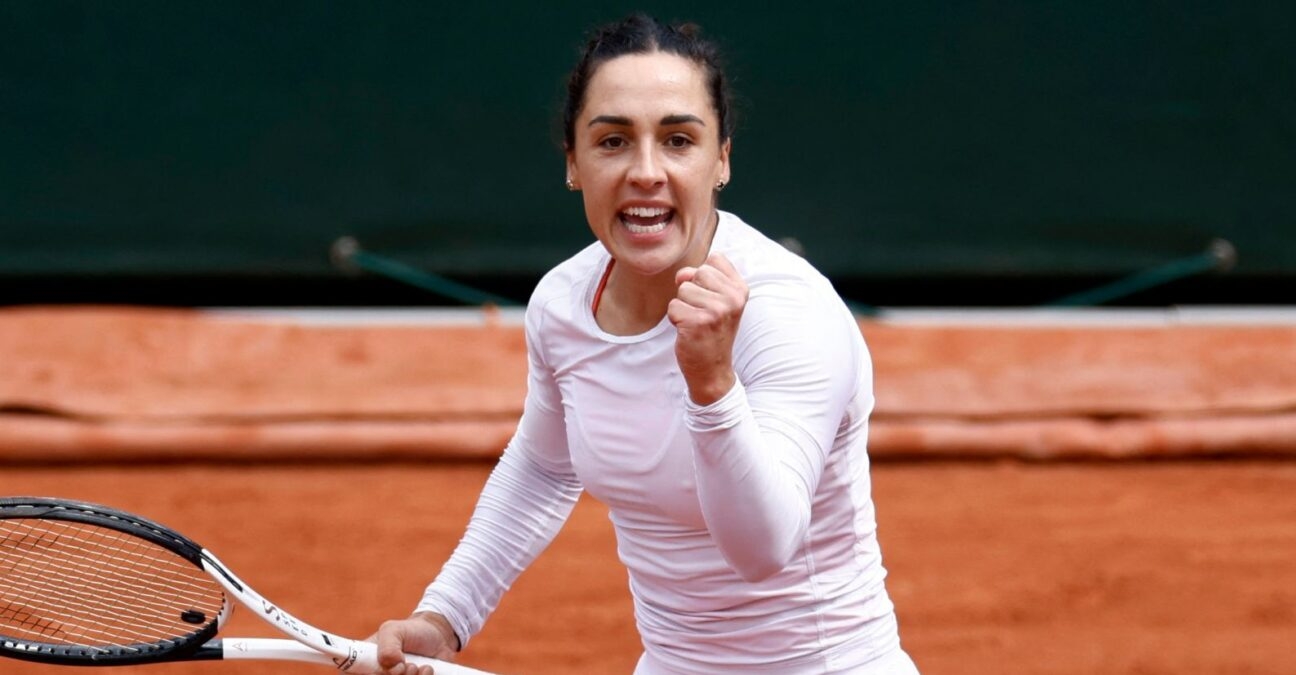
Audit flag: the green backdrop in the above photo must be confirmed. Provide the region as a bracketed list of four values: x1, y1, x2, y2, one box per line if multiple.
[3, 2, 1293, 304]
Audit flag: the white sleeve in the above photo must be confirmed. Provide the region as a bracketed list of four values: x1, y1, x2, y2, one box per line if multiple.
[686, 283, 863, 582]
[415, 303, 581, 648]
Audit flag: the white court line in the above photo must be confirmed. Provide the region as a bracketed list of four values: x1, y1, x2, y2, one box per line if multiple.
[874, 306, 1296, 326]
[204, 306, 527, 327]
[202, 305, 1296, 327]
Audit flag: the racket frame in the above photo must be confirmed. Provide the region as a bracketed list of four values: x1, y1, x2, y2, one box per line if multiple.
[0, 497, 490, 674]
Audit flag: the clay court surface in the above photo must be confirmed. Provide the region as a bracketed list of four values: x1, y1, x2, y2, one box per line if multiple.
[4, 460, 1295, 675]
[3, 307, 1296, 674]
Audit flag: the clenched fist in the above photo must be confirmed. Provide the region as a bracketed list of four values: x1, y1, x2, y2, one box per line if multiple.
[668, 253, 748, 405]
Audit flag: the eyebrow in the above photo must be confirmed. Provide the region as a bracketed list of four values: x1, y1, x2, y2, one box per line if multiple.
[587, 113, 707, 127]
[662, 113, 705, 127]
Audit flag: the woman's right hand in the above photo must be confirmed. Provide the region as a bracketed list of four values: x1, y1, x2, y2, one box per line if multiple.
[373, 611, 461, 675]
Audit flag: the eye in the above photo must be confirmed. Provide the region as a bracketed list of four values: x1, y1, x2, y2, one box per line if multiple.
[665, 134, 693, 149]
[598, 135, 628, 150]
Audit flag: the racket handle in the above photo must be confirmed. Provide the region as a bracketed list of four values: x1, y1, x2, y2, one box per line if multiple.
[346, 640, 498, 675]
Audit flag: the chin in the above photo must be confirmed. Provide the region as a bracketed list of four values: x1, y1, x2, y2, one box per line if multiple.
[615, 251, 681, 278]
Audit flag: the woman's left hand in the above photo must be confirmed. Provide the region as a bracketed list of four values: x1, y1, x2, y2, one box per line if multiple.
[669, 253, 749, 406]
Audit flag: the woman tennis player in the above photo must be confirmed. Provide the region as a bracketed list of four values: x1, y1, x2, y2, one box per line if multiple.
[374, 14, 919, 674]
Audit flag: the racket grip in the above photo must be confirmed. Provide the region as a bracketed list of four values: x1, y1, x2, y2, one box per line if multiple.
[347, 640, 498, 675]
[403, 653, 497, 675]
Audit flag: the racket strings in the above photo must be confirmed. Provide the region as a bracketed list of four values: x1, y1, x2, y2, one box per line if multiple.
[0, 518, 226, 652]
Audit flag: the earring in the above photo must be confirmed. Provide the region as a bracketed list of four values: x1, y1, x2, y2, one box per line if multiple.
[566, 178, 578, 191]
[715, 180, 727, 192]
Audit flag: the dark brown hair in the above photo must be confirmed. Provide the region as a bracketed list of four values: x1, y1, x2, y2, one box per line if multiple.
[562, 13, 735, 150]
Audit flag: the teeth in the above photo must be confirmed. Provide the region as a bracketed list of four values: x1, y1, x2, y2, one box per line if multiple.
[619, 206, 671, 234]
[623, 206, 669, 218]
[626, 221, 667, 234]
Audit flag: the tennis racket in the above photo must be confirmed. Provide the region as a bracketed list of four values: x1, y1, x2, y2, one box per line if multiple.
[0, 497, 495, 674]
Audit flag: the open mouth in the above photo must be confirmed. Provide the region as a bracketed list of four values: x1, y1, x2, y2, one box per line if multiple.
[619, 206, 675, 234]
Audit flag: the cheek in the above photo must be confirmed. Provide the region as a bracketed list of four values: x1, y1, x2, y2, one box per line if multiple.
[681, 170, 717, 207]
[582, 193, 613, 231]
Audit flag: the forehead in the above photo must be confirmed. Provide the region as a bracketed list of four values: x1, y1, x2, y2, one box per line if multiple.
[582, 52, 713, 120]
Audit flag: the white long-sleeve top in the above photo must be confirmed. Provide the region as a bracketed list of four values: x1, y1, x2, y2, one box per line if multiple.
[419, 211, 900, 673]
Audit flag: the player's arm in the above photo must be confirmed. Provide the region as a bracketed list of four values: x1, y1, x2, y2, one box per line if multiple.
[414, 442, 581, 648]
[398, 304, 581, 658]
[671, 254, 860, 582]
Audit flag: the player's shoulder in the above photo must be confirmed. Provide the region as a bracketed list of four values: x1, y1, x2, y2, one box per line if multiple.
[524, 239, 607, 330]
[719, 212, 869, 373]
[715, 210, 836, 300]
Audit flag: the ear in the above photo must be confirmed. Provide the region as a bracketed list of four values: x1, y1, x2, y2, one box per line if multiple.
[716, 138, 732, 187]
[565, 150, 579, 190]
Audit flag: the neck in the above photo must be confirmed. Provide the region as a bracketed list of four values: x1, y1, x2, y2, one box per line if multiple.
[594, 209, 721, 335]
[595, 262, 678, 335]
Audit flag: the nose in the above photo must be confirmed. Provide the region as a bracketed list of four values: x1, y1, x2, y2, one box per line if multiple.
[626, 144, 666, 189]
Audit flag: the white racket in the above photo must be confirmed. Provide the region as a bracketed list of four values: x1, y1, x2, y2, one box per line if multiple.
[0, 497, 495, 674]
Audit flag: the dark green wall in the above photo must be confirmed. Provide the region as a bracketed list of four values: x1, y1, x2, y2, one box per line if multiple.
[3, 2, 1293, 302]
